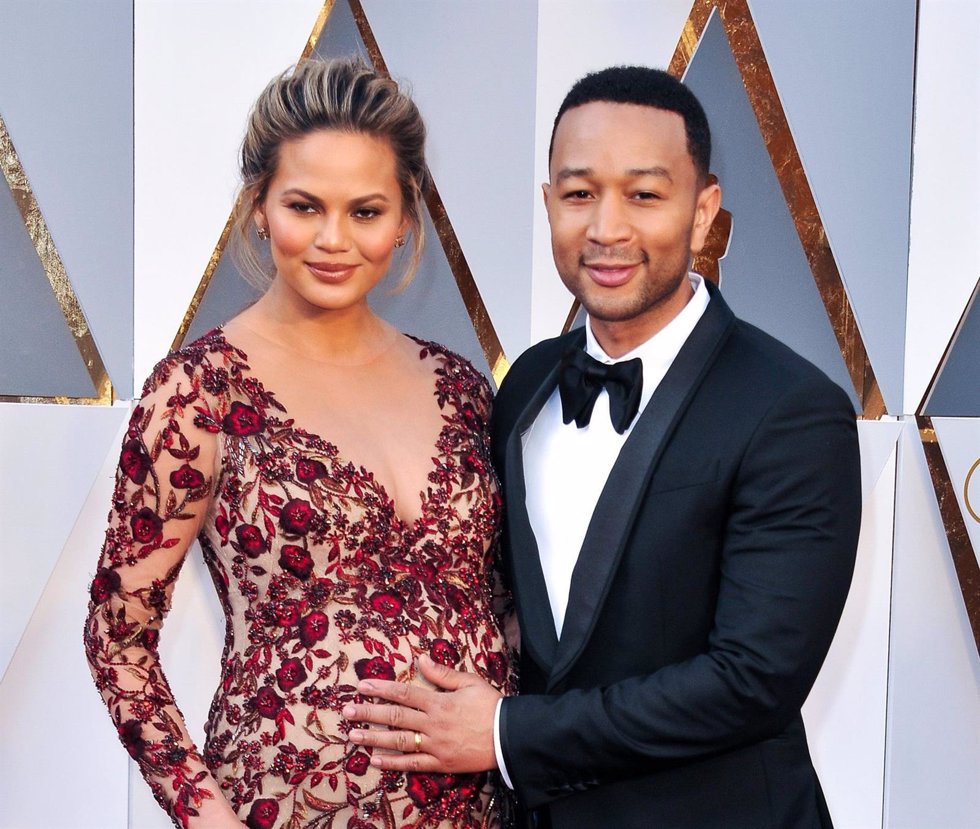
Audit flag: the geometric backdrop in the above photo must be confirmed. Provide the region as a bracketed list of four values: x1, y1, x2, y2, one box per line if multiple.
[1, 2, 978, 827]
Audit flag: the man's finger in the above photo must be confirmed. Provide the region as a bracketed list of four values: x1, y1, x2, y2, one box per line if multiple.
[354, 678, 434, 710]
[348, 727, 429, 755]
[416, 653, 474, 690]
[369, 750, 436, 773]
[342, 701, 426, 731]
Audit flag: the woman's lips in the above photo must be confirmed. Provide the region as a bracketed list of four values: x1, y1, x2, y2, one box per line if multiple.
[306, 262, 356, 282]
[584, 262, 639, 287]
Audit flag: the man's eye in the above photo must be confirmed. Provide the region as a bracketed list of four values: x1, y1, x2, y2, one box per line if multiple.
[633, 191, 660, 200]
[564, 190, 591, 200]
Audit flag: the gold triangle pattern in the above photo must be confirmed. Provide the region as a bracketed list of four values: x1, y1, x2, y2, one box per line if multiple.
[916, 417, 980, 656]
[915, 277, 980, 655]
[0, 114, 113, 405]
[915, 234, 979, 655]
[172, 0, 509, 385]
[668, 0, 883, 420]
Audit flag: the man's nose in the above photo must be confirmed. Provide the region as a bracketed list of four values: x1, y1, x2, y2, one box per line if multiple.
[587, 197, 631, 246]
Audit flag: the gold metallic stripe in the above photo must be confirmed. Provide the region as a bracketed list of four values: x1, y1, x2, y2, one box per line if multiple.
[171, 211, 236, 352]
[0, 114, 113, 405]
[300, 0, 338, 62]
[349, 0, 509, 385]
[668, 0, 884, 420]
[917, 416, 980, 657]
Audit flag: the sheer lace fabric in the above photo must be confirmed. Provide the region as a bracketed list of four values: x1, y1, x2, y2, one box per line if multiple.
[84, 329, 515, 828]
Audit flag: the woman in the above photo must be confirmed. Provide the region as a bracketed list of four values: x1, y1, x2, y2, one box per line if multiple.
[84, 58, 514, 829]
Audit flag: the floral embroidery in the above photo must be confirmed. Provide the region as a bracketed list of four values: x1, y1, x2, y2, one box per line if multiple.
[84, 329, 515, 828]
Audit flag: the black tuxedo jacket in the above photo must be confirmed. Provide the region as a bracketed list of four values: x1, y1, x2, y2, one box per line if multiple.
[491, 284, 861, 829]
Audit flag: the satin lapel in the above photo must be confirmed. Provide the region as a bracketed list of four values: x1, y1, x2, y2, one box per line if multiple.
[548, 290, 735, 691]
[503, 332, 585, 672]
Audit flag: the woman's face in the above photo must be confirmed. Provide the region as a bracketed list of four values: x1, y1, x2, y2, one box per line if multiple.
[255, 129, 409, 315]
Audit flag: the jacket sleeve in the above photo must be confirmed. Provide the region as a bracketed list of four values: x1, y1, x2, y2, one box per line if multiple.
[499, 376, 861, 808]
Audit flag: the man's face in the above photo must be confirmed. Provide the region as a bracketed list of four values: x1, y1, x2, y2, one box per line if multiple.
[544, 101, 719, 354]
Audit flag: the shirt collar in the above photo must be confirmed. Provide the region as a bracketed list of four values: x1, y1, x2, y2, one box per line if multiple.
[584, 273, 711, 410]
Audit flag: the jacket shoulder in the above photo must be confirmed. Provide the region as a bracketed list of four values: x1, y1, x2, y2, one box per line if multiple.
[721, 317, 855, 411]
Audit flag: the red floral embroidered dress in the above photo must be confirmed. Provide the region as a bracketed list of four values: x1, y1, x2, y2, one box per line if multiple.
[84, 329, 515, 829]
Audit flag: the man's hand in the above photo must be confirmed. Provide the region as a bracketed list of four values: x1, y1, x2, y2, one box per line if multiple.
[341, 654, 500, 773]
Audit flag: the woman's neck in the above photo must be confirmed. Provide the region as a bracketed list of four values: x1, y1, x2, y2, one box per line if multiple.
[234, 282, 398, 367]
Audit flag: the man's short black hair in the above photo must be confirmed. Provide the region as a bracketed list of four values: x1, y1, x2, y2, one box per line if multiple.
[549, 65, 711, 182]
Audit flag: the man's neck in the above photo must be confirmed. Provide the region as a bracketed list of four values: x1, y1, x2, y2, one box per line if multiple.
[588, 275, 696, 358]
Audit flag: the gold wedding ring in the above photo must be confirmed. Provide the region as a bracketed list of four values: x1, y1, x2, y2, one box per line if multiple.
[413, 731, 423, 753]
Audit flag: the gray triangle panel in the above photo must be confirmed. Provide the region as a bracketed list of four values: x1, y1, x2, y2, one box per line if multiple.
[684, 14, 859, 411]
[924, 284, 980, 416]
[0, 176, 96, 397]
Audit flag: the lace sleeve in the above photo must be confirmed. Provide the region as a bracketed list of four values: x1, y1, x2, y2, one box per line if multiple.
[83, 355, 234, 827]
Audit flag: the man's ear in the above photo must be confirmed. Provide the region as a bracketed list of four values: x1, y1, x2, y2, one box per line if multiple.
[541, 182, 554, 221]
[690, 180, 722, 255]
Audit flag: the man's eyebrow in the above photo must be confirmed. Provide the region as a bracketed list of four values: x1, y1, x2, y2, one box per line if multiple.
[554, 166, 674, 183]
[628, 166, 673, 182]
[554, 167, 592, 183]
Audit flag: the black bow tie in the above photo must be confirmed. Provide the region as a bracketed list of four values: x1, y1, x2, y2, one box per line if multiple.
[558, 348, 643, 434]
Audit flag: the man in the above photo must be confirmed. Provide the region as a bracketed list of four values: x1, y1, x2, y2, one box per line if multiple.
[344, 66, 861, 828]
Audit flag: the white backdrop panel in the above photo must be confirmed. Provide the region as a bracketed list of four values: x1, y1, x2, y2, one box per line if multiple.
[0, 414, 131, 829]
[0, 404, 130, 679]
[905, 0, 980, 413]
[885, 422, 980, 827]
[804, 427, 898, 829]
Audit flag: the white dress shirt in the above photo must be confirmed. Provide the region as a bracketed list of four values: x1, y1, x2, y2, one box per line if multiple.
[494, 273, 710, 785]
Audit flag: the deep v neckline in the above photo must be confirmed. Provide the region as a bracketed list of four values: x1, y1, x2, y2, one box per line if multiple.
[215, 328, 455, 531]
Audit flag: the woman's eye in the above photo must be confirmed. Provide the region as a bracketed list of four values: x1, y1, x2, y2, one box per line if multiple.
[289, 202, 316, 214]
[353, 207, 380, 219]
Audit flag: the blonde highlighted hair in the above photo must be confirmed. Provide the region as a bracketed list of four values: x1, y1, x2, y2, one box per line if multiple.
[232, 57, 431, 290]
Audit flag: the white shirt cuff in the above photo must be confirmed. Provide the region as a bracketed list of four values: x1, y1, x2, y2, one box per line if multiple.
[493, 697, 514, 790]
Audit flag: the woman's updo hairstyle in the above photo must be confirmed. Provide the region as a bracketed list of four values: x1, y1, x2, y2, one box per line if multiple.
[233, 57, 431, 290]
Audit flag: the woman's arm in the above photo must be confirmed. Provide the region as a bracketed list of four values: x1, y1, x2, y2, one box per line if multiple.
[83, 357, 244, 828]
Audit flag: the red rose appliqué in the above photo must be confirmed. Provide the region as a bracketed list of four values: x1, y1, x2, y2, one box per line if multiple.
[130, 508, 163, 544]
[89, 567, 121, 604]
[222, 401, 265, 436]
[235, 524, 266, 558]
[354, 657, 396, 681]
[119, 439, 151, 484]
[245, 798, 279, 829]
[369, 590, 404, 618]
[430, 638, 461, 667]
[254, 686, 284, 719]
[296, 458, 328, 483]
[169, 463, 205, 490]
[279, 545, 314, 580]
[275, 658, 308, 692]
[299, 611, 329, 648]
[345, 751, 370, 776]
[280, 498, 314, 535]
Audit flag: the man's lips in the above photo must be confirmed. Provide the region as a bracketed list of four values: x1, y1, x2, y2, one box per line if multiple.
[583, 261, 641, 287]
